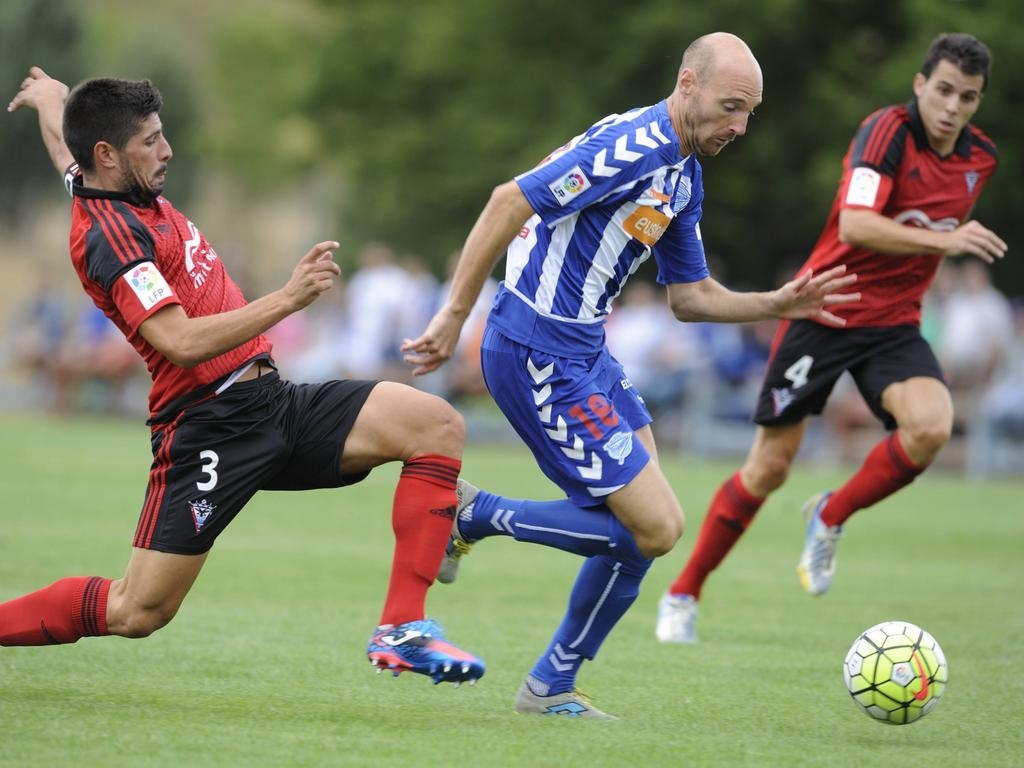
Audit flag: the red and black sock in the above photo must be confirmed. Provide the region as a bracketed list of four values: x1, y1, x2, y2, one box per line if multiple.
[669, 472, 764, 600]
[0, 576, 111, 646]
[378, 454, 461, 627]
[821, 433, 925, 527]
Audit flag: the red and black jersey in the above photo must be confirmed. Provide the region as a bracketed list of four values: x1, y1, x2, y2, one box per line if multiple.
[798, 99, 998, 327]
[67, 171, 272, 419]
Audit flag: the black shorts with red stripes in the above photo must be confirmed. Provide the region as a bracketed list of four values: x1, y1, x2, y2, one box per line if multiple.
[753, 320, 945, 430]
[135, 372, 377, 554]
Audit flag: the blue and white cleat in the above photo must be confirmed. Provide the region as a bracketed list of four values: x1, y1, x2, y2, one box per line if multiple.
[367, 618, 485, 685]
[797, 491, 842, 596]
[437, 479, 479, 585]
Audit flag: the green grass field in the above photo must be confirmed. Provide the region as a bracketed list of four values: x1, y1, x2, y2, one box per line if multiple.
[1, 414, 1021, 767]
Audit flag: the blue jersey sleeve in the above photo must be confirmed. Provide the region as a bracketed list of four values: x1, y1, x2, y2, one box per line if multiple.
[654, 172, 709, 285]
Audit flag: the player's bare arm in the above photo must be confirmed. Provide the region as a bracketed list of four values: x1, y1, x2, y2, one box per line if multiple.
[839, 208, 1007, 263]
[7, 67, 75, 175]
[402, 181, 535, 376]
[666, 265, 859, 327]
[140, 241, 340, 367]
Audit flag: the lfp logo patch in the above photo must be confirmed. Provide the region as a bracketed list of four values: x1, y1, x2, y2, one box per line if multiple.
[123, 263, 172, 310]
[548, 164, 592, 207]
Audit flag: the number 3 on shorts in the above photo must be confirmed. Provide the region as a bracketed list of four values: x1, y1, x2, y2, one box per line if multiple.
[784, 355, 814, 389]
[197, 449, 219, 491]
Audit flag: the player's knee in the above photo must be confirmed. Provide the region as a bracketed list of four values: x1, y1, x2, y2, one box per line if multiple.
[116, 603, 179, 639]
[416, 397, 466, 456]
[903, 419, 952, 459]
[744, 453, 791, 495]
[634, 509, 685, 558]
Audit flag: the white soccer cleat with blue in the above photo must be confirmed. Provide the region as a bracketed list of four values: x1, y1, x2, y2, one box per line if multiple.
[513, 679, 616, 719]
[655, 592, 699, 644]
[797, 491, 842, 596]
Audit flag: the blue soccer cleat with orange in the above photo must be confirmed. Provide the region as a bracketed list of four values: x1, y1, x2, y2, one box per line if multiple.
[367, 618, 485, 685]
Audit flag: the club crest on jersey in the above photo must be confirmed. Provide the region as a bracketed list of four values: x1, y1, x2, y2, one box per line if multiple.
[548, 164, 592, 207]
[123, 263, 172, 311]
[771, 387, 795, 417]
[603, 431, 634, 466]
[671, 176, 692, 213]
[189, 498, 217, 533]
[964, 170, 979, 195]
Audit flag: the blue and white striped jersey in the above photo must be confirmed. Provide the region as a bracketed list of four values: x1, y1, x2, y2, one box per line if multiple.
[488, 100, 709, 357]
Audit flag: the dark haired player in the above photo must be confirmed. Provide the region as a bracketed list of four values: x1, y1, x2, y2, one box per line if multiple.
[2, 68, 484, 686]
[657, 32, 1006, 643]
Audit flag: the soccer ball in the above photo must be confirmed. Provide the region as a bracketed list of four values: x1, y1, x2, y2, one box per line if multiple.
[843, 620, 948, 725]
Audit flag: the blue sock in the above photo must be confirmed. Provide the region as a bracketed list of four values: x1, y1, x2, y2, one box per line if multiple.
[526, 553, 653, 696]
[459, 490, 637, 558]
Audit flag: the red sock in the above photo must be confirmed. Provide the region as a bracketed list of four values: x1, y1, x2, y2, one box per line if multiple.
[821, 433, 925, 527]
[378, 454, 461, 627]
[0, 576, 111, 646]
[669, 472, 764, 600]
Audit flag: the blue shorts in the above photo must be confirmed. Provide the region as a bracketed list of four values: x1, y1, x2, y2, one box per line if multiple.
[480, 326, 652, 508]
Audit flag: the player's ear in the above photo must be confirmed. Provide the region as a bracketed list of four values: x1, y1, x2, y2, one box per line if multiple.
[912, 72, 926, 98]
[678, 67, 697, 94]
[94, 141, 118, 170]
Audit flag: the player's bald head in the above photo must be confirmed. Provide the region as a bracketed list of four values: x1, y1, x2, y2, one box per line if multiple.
[680, 32, 761, 87]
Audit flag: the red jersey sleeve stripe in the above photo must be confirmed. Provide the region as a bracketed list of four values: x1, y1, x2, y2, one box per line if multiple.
[860, 110, 904, 168]
[84, 198, 146, 266]
[99, 198, 149, 264]
[83, 198, 140, 266]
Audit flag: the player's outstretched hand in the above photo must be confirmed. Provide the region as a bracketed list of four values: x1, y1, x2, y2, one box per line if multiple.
[282, 241, 341, 311]
[943, 220, 1007, 264]
[401, 308, 463, 376]
[7, 66, 68, 114]
[773, 265, 860, 327]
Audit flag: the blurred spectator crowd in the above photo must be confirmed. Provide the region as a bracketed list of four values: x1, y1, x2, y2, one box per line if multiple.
[5, 246, 1022, 477]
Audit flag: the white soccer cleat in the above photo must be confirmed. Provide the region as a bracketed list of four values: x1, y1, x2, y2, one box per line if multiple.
[797, 491, 842, 596]
[655, 592, 699, 644]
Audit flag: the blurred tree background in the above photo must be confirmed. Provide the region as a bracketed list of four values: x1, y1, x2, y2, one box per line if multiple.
[1, 0, 1019, 295]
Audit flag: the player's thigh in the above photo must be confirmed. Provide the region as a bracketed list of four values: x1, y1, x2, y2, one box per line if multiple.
[106, 547, 207, 634]
[339, 380, 465, 473]
[604, 449, 684, 548]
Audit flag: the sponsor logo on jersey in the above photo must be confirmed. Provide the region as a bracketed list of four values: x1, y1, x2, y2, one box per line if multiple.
[189, 498, 217, 533]
[184, 219, 219, 288]
[846, 167, 881, 207]
[548, 164, 592, 206]
[892, 209, 959, 232]
[647, 186, 671, 204]
[623, 206, 671, 247]
[124, 263, 172, 310]
[603, 430, 634, 466]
